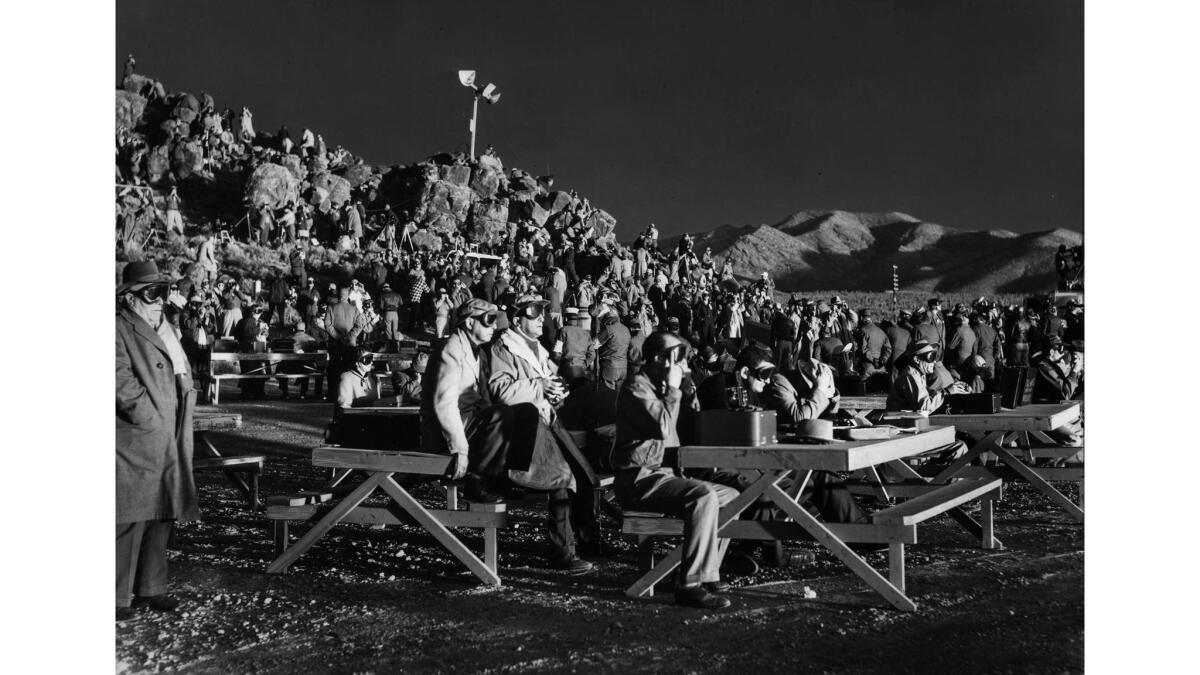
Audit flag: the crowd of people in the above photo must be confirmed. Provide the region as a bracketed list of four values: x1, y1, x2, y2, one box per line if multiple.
[117, 58, 1085, 616]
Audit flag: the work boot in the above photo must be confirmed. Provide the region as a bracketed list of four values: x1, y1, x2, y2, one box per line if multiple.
[116, 607, 137, 621]
[547, 555, 594, 576]
[703, 580, 731, 593]
[675, 586, 731, 610]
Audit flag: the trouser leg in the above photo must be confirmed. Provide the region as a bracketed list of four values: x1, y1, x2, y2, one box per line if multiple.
[116, 520, 172, 607]
[116, 521, 146, 608]
[570, 481, 599, 550]
[465, 405, 513, 479]
[807, 471, 868, 524]
[620, 471, 739, 586]
[546, 488, 576, 562]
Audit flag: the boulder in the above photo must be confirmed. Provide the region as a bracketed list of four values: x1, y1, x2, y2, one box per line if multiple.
[424, 212, 460, 237]
[441, 164, 471, 187]
[468, 200, 510, 246]
[339, 163, 374, 188]
[170, 140, 204, 179]
[410, 229, 443, 252]
[245, 163, 300, 210]
[307, 154, 329, 176]
[584, 209, 618, 242]
[145, 144, 171, 184]
[422, 180, 474, 226]
[469, 166, 502, 200]
[539, 191, 573, 214]
[477, 152, 504, 173]
[122, 73, 154, 95]
[530, 202, 551, 227]
[171, 93, 200, 124]
[115, 90, 147, 131]
[310, 173, 352, 206]
[281, 154, 307, 182]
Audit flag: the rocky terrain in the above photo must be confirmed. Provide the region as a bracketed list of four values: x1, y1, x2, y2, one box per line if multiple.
[662, 210, 1082, 294]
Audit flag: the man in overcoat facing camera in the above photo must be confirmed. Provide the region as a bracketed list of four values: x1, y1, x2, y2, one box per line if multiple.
[116, 260, 200, 621]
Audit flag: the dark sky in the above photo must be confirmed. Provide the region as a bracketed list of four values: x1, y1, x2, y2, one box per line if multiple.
[116, 0, 1082, 239]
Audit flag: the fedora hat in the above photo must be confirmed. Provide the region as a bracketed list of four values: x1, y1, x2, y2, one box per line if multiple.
[116, 260, 173, 295]
[794, 419, 836, 444]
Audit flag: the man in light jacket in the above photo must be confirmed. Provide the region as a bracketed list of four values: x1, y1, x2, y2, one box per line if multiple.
[116, 261, 199, 621]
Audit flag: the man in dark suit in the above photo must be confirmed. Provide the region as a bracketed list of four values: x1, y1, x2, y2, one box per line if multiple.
[855, 310, 891, 378]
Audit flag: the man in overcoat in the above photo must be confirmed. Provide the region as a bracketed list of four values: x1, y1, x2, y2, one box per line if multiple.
[116, 261, 199, 620]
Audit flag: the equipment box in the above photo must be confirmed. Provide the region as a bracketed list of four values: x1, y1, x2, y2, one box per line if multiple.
[693, 410, 777, 447]
[878, 413, 931, 430]
[945, 393, 1003, 415]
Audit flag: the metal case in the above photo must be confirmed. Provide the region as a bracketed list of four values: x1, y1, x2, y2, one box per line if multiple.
[693, 410, 778, 446]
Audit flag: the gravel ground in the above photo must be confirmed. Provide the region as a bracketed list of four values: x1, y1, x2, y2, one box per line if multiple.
[115, 390, 1083, 674]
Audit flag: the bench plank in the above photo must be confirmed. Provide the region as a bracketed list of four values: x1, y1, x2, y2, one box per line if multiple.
[621, 517, 918, 544]
[871, 479, 1002, 526]
[312, 447, 452, 475]
[265, 503, 508, 529]
[193, 456, 264, 471]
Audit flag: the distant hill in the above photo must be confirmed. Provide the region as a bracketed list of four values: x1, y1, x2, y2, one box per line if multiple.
[660, 210, 1081, 295]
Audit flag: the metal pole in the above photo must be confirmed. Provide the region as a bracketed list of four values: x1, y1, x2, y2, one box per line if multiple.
[469, 95, 480, 159]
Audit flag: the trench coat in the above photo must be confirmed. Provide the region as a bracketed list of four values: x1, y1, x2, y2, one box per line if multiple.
[116, 308, 199, 523]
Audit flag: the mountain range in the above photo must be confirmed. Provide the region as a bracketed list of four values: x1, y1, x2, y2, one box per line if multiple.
[658, 210, 1082, 294]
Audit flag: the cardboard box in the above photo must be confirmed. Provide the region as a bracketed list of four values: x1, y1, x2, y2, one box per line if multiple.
[693, 410, 777, 446]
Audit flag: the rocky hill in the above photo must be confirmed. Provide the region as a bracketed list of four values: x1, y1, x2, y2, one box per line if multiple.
[661, 210, 1082, 294]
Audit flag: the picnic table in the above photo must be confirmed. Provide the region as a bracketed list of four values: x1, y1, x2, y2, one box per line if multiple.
[839, 395, 888, 423]
[930, 402, 1084, 522]
[193, 411, 264, 507]
[624, 426, 1002, 612]
[264, 445, 507, 586]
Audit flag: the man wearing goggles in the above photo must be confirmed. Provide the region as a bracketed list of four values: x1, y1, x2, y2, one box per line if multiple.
[611, 331, 740, 610]
[886, 341, 969, 463]
[116, 261, 199, 620]
[485, 293, 594, 574]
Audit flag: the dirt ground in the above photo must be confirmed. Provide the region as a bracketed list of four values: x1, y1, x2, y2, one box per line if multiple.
[115, 391, 1083, 674]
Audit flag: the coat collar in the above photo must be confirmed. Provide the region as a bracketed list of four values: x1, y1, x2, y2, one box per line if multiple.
[119, 307, 171, 357]
[499, 328, 550, 378]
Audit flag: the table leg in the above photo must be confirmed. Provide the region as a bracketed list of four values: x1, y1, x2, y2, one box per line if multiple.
[981, 497, 997, 549]
[888, 542, 905, 593]
[378, 475, 501, 586]
[624, 472, 784, 599]
[764, 483, 917, 612]
[266, 473, 386, 574]
[992, 447, 1084, 522]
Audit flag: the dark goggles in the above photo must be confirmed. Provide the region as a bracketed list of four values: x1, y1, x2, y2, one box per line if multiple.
[470, 312, 498, 327]
[133, 284, 168, 303]
[751, 365, 776, 381]
[359, 354, 375, 365]
[517, 303, 546, 320]
[916, 350, 939, 363]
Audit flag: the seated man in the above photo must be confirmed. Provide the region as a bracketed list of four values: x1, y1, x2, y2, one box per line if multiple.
[1030, 336, 1084, 458]
[613, 331, 739, 609]
[720, 345, 868, 527]
[420, 298, 591, 574]
[488, 293, 596, 568]
[335, 346, 401, 410]
[278, 320, 319, 400]
[886, 341, 968, 463]
[390, 352, 427, 405]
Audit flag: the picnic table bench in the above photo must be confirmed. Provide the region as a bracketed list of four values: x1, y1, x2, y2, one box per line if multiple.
[206, 351, 328, 404]
[193, 411, 264, 508]
[621, 426, 1003, 612]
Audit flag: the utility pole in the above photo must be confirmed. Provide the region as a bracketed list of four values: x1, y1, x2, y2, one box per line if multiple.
[458, 70, 501, 159]
[892, 265, 900, 321]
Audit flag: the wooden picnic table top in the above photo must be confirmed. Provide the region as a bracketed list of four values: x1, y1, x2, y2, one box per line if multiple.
[932, 402, 1080, 432]
[193, 411, 242, 432]
[679, 425, 955, 472]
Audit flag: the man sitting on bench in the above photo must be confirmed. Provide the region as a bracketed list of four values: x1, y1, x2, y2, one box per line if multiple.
[420, 298, 592, 575]
[887, 341, 968, 464]
[613, 330, 739, 609]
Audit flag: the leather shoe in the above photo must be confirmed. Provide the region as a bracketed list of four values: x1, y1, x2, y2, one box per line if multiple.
[137, 594, 180, 612]
[116, 607, 137, 621]
[675, 586, 731, 610]
[463, 475, 503, 503]
[703, 580, 730, 593]
[547, 555, 594, 576]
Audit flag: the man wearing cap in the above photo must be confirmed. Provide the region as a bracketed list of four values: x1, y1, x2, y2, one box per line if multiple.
[927, 298, 946, 347]
[378, 282, 405, 342]
[486, 293, 594, 573]
[557, 308, 591, 387]
[234, 305, 268, 400]
[912, 309, 942, 355]
[613, 331, 739, 609]
[278, 320, 319, 400]
[593, 292, 631, 390]
[391, 352, 427, 405]
[887, 341, 968, 413]
[970, 311, 1003, 385]
[1031, 336, 1084, 451]
[335, 346, 386, 411]
[944, 313, 978, 379]
[116, 261, 200, 620]
[856, 309, 891, 379]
